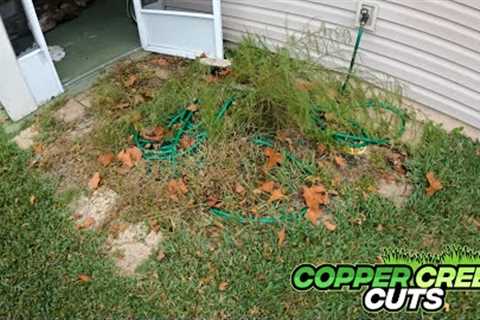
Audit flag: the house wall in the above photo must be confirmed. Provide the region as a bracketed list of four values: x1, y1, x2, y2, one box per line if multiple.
[219, 0, 480, 131]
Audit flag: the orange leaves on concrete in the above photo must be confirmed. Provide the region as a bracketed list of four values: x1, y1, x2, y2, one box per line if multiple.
[426, 171, 443, 196]
[264, 148, 282, 171]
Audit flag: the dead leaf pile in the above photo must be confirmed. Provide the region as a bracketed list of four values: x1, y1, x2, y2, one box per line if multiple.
[425, 171, 443, 196]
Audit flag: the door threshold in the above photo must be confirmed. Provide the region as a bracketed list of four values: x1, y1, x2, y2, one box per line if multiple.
[62, 47, 146, 94]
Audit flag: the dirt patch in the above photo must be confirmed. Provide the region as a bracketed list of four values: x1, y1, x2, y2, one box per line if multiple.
[13, 126, 39, 150]
[73, 187, 120, 230]
[54, 98, 86, 124]
[376, 178, 413, 207]
[106, 223, 163, 275]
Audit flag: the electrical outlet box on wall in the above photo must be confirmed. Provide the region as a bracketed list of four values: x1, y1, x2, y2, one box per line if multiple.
[356, 1, 379, 31]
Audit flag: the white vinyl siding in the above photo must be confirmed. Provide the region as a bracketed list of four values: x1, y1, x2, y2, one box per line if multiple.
[218, 0, 480, 129]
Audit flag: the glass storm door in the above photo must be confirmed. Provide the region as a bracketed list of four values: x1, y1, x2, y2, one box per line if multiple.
[132, 0, 224, 59]
[0, 0, 63, 121]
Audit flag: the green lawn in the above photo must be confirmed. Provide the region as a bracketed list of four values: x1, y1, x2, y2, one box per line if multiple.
[1, 41, 480, 318]
[1, 122, 479, 318]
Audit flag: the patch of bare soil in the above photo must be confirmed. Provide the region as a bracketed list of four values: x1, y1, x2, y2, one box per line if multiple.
[106, 223, 163, 275]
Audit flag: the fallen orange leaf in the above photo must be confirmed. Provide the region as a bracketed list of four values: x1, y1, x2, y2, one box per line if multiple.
[88, 172, 101, 190]
[127, 147, 142, 162]
[117, 147, 143, 169]
[98, 153, 114, 167]
[234, 183, 246, 195]
[78, 274, 92, 282]
[278, 227, 286, 247]
[206, 74, 219, 83]
[187, 103, 200, 112]
[77, 217, 96, 230]
[157, 251, 166, 262]
[167, 179, 188, 202]
[295, 79, 314, 92]
[152, 57, 169, 66]
[305, 208, 323, 226]
[334, 155, 347, 168]
[317, 144, 327, 157]
[142, 127, 165, 142]
[33, 143, 44, 155]
[218, 281, 229, 291]
[269, 189, 285, 203]
[426, 171, 443, 196]
[322, 217, 337, 232]
[207, 195, 221, 208]
[117, 150, 134, 168]
[303, 185, 329, 209]
[124, 74, 138, 87]
[180, 135, 195, 150]
[218, 67, 232, 77]
[114, 102, 130, 110]
[258, 181, 275, 194]
[264, 148, 283, 171]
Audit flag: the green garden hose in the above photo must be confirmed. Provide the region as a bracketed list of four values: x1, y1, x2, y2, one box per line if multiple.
[134, 22, 409, 223]
[321, 24, 407, 149]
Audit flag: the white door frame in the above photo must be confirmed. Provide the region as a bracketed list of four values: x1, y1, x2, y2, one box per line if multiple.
[19, 0, 64, 104]
[0, 18, 37, 121]
[132, 0, 224, 59]
[0, 0, 63, 121]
